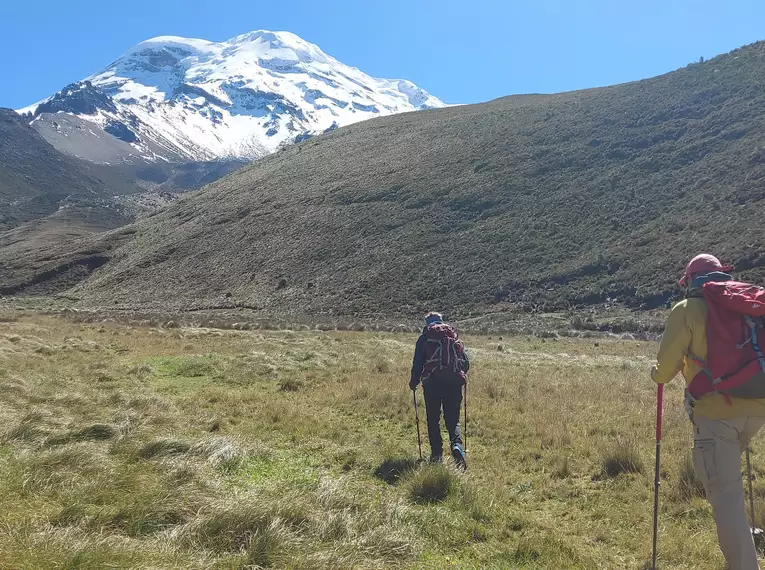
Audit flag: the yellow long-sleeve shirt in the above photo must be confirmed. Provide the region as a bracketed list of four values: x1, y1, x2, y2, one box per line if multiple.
[654, 297, 765, 420]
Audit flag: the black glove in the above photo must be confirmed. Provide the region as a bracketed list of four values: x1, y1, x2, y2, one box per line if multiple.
[409, 379, 419, 391]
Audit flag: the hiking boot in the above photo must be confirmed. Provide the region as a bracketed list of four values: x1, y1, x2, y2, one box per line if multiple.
[753, 527, 765, 551]
[451, 443, 467, 470]
[429, 455, 443, 464]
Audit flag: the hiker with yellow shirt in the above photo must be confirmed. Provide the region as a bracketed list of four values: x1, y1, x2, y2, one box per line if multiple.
[652, 253, 765, 570]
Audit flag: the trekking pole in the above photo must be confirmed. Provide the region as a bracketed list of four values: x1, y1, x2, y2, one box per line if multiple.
[463, 381, 468, 453]
[652, 383, 664, 570]
[747, 447, 765, 548]
[747, 447, 756, 530]
[413, 390, 423, 461]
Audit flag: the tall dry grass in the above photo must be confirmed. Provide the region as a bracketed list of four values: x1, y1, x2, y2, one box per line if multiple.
[0, 314, 741, 569]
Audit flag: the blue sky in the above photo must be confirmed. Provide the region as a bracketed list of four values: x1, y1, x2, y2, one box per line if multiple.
[1, 0, 764, 108]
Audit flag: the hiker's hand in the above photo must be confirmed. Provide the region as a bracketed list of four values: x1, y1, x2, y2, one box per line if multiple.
[409, 379, 418, 391]
[651, 365, 658, 382]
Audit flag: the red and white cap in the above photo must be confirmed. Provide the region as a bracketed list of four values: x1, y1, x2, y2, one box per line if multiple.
[679, 254, 734, 286]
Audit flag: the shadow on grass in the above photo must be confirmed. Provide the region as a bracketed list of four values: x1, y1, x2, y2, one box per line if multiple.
[374, 457, 417, 484]
[48, 424, 119, 446]
[138, 438, 192, 459]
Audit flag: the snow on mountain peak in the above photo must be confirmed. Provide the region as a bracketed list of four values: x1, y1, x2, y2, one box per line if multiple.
[20, 30, 444, 165]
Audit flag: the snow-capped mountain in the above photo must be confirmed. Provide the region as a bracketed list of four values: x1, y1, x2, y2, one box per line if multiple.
[19, 30, 444, 165]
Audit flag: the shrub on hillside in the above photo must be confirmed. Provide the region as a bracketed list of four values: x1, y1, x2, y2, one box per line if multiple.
[181, 497, 308, 553]
[279, 378, 302, 392]
[553, 456, 572, 479]
[173, 358, 215, 378]
[47, 423, 119, 446]
[138, 438, 192, 459]
[406, 463, 459, 504]
[600, 438, 644, 478]
[128, 363, 154, 379]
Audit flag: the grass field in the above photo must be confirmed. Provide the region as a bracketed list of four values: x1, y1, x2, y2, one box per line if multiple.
[0, 312, 761, 569]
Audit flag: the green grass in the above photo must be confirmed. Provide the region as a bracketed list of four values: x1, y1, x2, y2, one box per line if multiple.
[0, 314, 753, 568]
[406, 463, 460, 504]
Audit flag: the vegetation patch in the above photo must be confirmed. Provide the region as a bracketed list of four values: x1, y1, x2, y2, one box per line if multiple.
[676, 454, 706, 501]
[16, 41, 765, 320]
[0, 314, 739, 568]
[600, 438, 645, 478]
[406, 463, 459, 504]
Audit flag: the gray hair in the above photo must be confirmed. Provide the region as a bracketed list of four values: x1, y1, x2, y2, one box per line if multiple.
[425, 311, 443, 322]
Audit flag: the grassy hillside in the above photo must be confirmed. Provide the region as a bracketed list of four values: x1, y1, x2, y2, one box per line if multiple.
[0, 312, 753, 569]
[0, 110, 240, 258]
[0, 109, 141, 233]
[4, 41, 765, 316]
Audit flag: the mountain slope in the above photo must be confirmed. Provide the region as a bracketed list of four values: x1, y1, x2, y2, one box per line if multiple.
[0, 108, 139, 233]
[19, 31, 444, 165]
[5, 41, 765, 316]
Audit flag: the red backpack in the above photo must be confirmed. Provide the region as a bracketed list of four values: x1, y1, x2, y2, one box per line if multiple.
[422, 323, 467, 383]
[688, 281, 765, 400]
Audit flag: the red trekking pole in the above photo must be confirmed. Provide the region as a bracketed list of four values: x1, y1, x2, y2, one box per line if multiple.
[652, 383, 664, 570]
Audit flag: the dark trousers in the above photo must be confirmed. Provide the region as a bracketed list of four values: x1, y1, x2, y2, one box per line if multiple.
[423, 374, 463, 459]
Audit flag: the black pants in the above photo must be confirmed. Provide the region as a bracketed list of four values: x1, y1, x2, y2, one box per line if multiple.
[423, 374, 463, 459]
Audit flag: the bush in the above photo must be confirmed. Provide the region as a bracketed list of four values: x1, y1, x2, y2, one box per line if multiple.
[19, 445, 107, 493]
[406, 463, 459, 504]
[245, 519, 293, 567]
[138, 438, 192, 459]
[173, 358, 215, 378]
[279, 378, 302, 392]
[486, 378, 505, 400]
[553, 456, 571, 479]
[48, 423, 119, 446]
[85, 501, 189, 537]
[3, 410, 62, 444]
[600, 438, 644, 478]
[129, 364, 154, 378]
[183, 498, 308, 553]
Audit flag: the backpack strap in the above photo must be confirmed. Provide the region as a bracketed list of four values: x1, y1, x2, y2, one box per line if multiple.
[686, 288, 705, 300]
[745, 316, 765, 373]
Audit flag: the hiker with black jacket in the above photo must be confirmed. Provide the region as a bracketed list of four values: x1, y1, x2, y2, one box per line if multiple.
[652, 254, 765, 570]
[410, 312, 469, 469]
